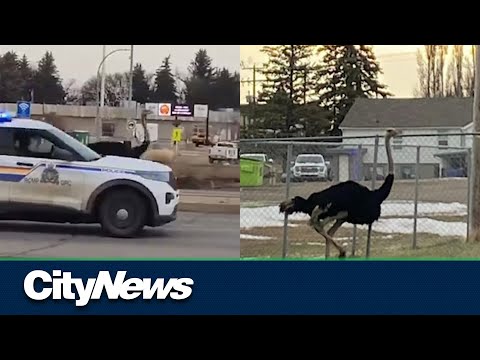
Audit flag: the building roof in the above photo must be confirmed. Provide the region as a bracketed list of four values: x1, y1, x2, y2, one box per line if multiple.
[341, 97, 473, 129]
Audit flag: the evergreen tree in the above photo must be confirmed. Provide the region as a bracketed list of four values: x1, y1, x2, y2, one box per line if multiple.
[131, 63, 150, 104]
[183, 49, 215, 105]
[32, 51, 66, 104]
[258, 45, 316, 105]
[0, 51, 23, 102]
[315, 45, 392, 128]
[151, 55, 177, 103]
[211, 68, 240, 109]
[256, 45, 321, 133]
[188, 49, 214, 79]
[17, 54, 35, 101]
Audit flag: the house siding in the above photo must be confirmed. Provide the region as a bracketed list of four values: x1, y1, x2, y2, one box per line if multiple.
[341, 127, 465, 179]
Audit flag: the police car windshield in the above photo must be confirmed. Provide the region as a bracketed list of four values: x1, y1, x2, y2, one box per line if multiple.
[49, 128, 101, 161]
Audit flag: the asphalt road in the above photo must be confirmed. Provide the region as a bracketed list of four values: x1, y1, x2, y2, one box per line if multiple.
[0, 211, 239, 259]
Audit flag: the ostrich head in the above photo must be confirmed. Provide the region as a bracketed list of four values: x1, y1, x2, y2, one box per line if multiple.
[279, 196, 308, 215]
[385, 128, 399, 139]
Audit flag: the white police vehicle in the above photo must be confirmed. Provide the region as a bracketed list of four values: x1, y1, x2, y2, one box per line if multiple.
[0, 112, 178, 237]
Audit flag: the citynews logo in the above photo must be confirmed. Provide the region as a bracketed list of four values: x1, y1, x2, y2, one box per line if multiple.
[23, 270, 194, 307]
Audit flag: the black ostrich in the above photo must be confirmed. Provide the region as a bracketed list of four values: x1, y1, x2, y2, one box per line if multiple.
[279, 128, 399, 258]
[88, 110, 151, 158]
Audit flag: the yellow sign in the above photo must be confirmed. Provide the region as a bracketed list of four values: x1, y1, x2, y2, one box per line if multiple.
[171, 128, 183, 142]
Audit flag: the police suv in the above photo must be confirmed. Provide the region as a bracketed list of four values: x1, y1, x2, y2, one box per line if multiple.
[0, 112, 178, 237]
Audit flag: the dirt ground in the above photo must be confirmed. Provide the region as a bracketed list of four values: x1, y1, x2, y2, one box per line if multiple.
[146, 145, 240, 190]
[240, 216, 480, 259]
[173, 153, 239, 190]
[240, 178, 471, 258]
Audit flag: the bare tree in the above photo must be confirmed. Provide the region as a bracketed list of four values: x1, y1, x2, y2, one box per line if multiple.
[445, 45, 465, 97]
[416, 45, 450, 97]
[416, 46, 435, 97]
[435, 45, 448, 96]
[464, 45, 476, 97]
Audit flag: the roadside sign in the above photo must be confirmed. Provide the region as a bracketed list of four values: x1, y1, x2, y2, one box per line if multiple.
[171, 128, 183, 143]
[145, 103, 159, 115]
[194, 104, 208, 118]
[17, 101, 31, 119]
[159, 103, 172, 116]
[127, 120, 136, 130]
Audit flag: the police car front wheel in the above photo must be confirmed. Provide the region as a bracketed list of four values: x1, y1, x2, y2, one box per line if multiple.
[98, 188, 147, 238]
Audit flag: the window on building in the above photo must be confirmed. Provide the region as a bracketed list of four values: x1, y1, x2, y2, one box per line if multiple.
[392, 130, 403, 150]
[400, 165, 416, 179]
[102, 123, 115, 137]
[437, 130, 449, 148]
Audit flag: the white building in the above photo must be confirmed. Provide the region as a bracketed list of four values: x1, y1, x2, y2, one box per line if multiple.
[339, 97, 473, 180]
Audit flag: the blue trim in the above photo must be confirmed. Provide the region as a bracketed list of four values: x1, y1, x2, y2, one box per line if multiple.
[56, 164, 102, 172]
[0, 163, 141, 184]
[0, 174, 25, 182]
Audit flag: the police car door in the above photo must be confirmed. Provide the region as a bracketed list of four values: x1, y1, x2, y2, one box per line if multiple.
[9, 128, 85, 211]
[0, 127, 17, 207]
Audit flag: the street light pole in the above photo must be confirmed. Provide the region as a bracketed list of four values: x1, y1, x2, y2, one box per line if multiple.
[100, 45, 107, 109]
[94, 48, 129, 140]
[127, 45, 134, 131]
[128, 45, 134, 106]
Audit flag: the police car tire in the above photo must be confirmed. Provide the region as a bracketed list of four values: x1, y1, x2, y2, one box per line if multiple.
[98, 188, 147, 238]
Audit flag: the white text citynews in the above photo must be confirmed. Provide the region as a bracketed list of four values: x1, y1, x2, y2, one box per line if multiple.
[23, 270, 194, 307]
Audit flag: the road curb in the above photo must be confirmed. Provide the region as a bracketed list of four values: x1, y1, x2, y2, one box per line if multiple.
[178, 202, 239, 214]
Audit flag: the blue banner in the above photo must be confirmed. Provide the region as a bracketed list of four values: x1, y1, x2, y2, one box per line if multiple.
[2, 260, 480, 315]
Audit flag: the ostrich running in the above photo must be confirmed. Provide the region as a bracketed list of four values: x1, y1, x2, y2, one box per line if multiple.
[279, 128, 399, 258]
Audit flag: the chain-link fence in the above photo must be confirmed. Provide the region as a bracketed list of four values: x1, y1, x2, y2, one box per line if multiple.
[240, 133, 476, 259]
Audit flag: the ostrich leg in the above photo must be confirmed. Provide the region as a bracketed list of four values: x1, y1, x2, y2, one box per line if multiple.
[324, 219, 345, 258]
[310, 207, 348, 258]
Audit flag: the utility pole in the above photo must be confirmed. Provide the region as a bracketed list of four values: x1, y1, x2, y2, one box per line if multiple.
[240, 64, 266, 125]
[287, 45, 294, 133]
[470, 44, 480, 242]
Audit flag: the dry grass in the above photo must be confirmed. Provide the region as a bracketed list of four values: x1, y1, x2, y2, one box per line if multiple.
[143, 147, 239, 190]
[240, 219, 480, 259]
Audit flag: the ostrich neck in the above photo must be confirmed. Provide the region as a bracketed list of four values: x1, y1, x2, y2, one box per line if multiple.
[385, 136, 394, 175]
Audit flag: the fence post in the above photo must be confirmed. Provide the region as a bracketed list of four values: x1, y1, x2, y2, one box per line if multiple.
[351, 225, 357, 257]
[366, 136, 379, 258]
[412, 146, 421, 249]
[351, 144, 362, 256]
[282, 143, 293, 259]
[467, 147, 472, 242]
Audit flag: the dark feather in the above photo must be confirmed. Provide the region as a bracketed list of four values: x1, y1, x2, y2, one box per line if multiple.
[281, 174, 395, 226]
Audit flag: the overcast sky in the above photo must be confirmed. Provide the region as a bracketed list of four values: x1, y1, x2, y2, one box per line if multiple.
[240, 45, 425, 101]
[0, 45, 240, 88]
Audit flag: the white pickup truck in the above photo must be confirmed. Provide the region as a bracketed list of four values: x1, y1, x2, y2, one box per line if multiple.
[284, 153, 330, 182]
[208, 141, 239, 164]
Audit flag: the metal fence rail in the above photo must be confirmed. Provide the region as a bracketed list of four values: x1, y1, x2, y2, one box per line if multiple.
[240, 132, 475, 259]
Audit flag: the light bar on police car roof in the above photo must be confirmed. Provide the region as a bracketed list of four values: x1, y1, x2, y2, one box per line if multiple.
[0, 112, 12, 122]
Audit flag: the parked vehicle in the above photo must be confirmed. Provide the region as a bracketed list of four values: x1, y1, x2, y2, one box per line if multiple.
[283, 153, 329, 182]
[208, 141, 239, 164]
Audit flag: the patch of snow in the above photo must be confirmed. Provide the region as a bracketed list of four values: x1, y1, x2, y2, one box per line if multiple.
[240, 234, 273, 240]
[344, 218, 466, 237]
[240, 201, 467, 237]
